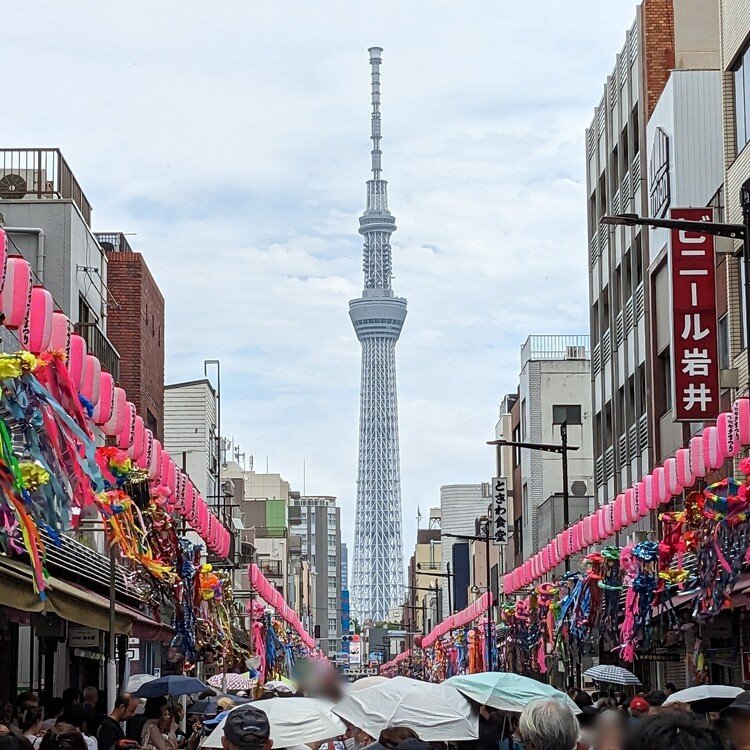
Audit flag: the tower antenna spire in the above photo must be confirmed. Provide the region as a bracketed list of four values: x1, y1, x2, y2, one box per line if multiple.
[368, 46, 383, 180]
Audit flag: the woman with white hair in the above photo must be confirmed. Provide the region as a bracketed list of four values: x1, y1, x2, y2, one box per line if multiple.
[518, 699, 579, 750]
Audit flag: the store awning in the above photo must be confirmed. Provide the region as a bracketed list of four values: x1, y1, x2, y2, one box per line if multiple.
[0, 555, 170, 638]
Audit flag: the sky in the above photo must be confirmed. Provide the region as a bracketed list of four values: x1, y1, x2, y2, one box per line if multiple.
[5, 0, 639, 561]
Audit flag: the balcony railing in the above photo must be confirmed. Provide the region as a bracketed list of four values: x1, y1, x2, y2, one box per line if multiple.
[0, 149, 92, 226]
[75, 322, 120, 382]
[95, 232, 134, 254]
[259, 559, 283, 578]
[521, 335, 590, 363]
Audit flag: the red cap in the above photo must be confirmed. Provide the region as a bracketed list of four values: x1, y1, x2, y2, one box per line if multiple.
[630, 696, 650, 713]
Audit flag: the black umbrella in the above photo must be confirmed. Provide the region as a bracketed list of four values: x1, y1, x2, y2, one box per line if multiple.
[134, 675, 211, 698]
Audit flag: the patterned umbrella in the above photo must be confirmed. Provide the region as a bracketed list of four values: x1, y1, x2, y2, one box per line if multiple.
[207, 673, 256, 690]
[583, 665, 641, 686]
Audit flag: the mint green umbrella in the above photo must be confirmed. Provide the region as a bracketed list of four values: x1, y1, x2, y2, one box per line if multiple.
[445, 673, 581, 715]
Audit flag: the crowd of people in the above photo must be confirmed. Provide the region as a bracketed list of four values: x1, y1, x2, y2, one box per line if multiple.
[2, 677, 750, 750]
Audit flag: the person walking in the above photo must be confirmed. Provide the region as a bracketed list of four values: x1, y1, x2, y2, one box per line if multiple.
[220, 707, 272, 750]
[518, 699, 578, 750]
[96, 696, 137, 750]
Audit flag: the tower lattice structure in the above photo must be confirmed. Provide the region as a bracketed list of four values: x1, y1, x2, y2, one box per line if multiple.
[350, 47, 406, 622]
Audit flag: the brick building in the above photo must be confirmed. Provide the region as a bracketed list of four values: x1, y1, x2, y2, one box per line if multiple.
[96, 233, 165, 439]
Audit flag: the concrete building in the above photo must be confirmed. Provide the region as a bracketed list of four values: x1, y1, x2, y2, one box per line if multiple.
[720, 1, 750, 408]
[440, 485, 489, 612]
[646, 63, 725, 463]
[341, 542, 349, 590]
[586, 0, 719, 508]
[163, 379, 218, 501]
[495, 393, 521, 570]
[404, 525, 441, 635]
[95, 232, 165, 440]
[290, 496, 342, 657]
[515, 336, 594, 558]
[0, 149, 118, 375]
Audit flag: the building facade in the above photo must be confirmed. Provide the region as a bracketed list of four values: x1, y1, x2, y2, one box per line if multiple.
[0, 149, 119, 376]
[290, 496, 342, 657]
[586, 0, 724, 509]
[350, 47, 407, 623]
[95, 232, 165, 439]
[439, 484, 489, 613]
[163, 379, 218, 501]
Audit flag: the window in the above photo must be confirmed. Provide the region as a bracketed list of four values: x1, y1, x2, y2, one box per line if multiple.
[552, 405, 582, 425]
[719, 315, 730, 371]
[512, 426, 521, 468]
[328, 618, 337, 632]
[328, 596, 337, 610]
[520, 399, 527, 439]
[735, 43, 750, 153]
[522, 484, 529, 526]
[656, 348, 672, 416]
[328, 576, 336, 588]
[328, 555, 336, 568]
[513, 517, 523, 558]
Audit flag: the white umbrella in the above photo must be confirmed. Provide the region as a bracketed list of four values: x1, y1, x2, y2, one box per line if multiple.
[333, 676, 478, 742]
[202, 698, 345, 749]
[584, 665, 641, 686]
[665, 685, 742, 705]
[126, 674, 157, 692]
[348, 676, 389, 692]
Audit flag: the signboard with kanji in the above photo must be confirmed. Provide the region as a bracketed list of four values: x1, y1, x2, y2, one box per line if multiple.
[670, 207, 720, 422]
[492, 476, 508, 546]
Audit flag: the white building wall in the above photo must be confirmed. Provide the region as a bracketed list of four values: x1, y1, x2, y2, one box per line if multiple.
[163, 380, 217, 500]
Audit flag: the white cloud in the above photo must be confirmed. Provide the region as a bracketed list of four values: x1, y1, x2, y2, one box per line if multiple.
[4, 0, 639, 561]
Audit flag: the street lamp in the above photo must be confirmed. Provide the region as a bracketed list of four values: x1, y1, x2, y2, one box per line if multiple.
[488, 425, 579, 572]
[600, 183, 750, 387]
[416, 562, 453, 616]
[443, 523, 494, 671]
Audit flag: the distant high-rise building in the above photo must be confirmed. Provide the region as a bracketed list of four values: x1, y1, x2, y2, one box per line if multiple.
[350, 47, 406, 622]
[341, 542, 348, 590]
[290, 496, 342, 656]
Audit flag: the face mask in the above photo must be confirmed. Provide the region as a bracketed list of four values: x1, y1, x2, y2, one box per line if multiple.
[344, 737, 359, 750]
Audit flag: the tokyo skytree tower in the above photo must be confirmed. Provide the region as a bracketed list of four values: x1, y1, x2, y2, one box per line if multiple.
[350, 47, 406, 623]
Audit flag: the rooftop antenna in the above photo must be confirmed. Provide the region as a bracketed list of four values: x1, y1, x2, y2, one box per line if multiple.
[416, 505, 422, 529]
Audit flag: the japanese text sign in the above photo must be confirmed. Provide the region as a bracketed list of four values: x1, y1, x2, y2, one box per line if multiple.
[670, 207, 719, 421]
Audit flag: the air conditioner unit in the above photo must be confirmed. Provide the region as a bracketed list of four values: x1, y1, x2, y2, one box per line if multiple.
[565, 345, 587, 360]
[569, 478, 593, 498]
[0, 170, 48, 200]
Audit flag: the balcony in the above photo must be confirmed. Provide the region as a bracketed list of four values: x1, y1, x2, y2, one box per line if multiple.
[0, 149, 92, 226]
[259, 559, 283, 578]
[520, 335, 590, 363]
[75, 322, 120, 382]
[95, 232, 134, 254]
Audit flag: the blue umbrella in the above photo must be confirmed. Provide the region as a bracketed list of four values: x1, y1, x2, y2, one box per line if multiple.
[134, 675, 212, 698]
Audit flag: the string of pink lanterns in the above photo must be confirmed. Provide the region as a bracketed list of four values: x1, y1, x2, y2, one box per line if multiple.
[503, 398, 750, 594]
[0, 228, 231, 558]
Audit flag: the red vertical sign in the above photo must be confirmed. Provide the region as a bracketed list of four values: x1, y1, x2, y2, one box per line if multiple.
[670, 207, 719, 421]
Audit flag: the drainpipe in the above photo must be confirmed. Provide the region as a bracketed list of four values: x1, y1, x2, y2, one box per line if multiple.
[1, 227, 46, 282]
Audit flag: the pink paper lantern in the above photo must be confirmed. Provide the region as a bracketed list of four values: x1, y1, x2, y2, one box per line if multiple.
[690, 434, 706, 479]
[136, 429, 154, 470]
[676, 448, 693, 488]
[614, 495, 628, 532]
[26, 286, 53, 354]
[93, 372, 115, 425]
[102, 387, 126, 437]
[642, 474, 656, 511]
[1, 256, 32, 330]
[67, 334, 88, 392]
[148, 439, 163, 481]
[183, 482, 196, 519]
[718, 411, 740, 458]
[117, 402, 137, 449]
[633, 480, 647, 518]
[592, 510, 603, 541]
[703, 426, 723, 470]
[49, 311, 72, 358]
[561, 529, 572, 556]
[625, 488, 639, 524]
[81, 355, 101, 408]
[737, 398, 750, 445]
[575, 515, 595, 551]
[0, 229, 8, 291]
[128, 416, 146, 460]
[664, 457, 682, 499]
[174, 471, 187, 512]
[653, 465, 668, 505]
[602, 502, 615, 536]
